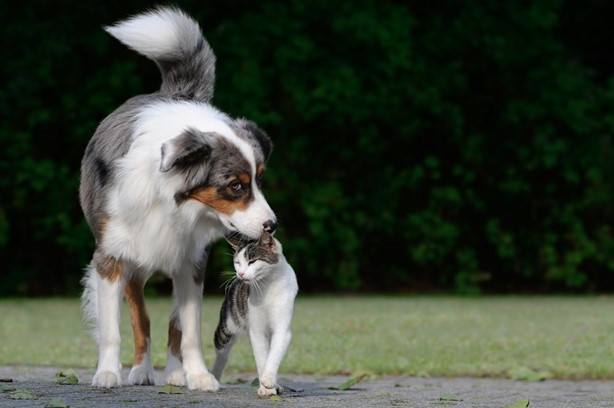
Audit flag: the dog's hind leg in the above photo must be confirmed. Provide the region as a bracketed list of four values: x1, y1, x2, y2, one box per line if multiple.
[168, 269, 219, 391]
[125, 275, 155, 385]
[91, 251, 125, 388]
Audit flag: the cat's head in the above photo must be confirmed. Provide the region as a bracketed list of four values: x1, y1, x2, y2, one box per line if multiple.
[226, 232, 281, 283]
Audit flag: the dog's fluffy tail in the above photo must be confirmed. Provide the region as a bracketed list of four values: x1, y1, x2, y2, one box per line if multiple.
[105, 6, 216, 101]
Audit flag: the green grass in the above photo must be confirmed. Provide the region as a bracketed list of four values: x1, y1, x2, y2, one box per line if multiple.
[1, 296, 614, 379]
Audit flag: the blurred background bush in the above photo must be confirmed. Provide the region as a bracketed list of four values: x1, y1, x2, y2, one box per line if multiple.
[1, 0, 614, 295]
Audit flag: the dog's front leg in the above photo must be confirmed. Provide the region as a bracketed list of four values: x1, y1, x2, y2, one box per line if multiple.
[92, 253, 125, 388]
[171, 270, 219, 391]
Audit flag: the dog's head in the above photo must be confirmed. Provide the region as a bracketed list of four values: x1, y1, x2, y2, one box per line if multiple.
[159, 118, 277, 239]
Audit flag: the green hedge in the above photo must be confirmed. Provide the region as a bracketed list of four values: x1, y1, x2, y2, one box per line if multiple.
[1, 1, 613, 295]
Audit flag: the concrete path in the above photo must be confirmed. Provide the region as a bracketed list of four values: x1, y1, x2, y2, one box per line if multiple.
[1, 366, 613, 407]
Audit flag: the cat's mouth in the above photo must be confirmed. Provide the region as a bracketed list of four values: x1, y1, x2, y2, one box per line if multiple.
[238, 275, 260, 284]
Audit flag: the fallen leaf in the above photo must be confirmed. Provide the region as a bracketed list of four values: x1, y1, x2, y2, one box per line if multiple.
[269, 395, 283, 402]
[503, 400, 530, 408]
[439, 392, 463, 402]
[57, 375, 78, 385]
[9, 389, 38, 400]
[251, 377, 260, 387]
[45, 398, 70, 408]
[158, 384, 184, 394]
[55, 369, 78, 379]
[329, 373, 368, 390]
[0, 384, 16, 392]
[510, 367, 550, 382]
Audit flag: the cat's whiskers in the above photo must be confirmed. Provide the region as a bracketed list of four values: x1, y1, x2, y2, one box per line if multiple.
[219, 271, 237, 294]
[251, 277, 265, 297]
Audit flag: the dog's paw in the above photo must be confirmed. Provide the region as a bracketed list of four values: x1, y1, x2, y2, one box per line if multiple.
[92, 370, 121, 388]
[129, 364, 155, 385]
[164, 369, 185, 387]
[186, 371, 219, 392]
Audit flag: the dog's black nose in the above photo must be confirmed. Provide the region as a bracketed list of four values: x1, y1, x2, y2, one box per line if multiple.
[263, 220, 278, 233]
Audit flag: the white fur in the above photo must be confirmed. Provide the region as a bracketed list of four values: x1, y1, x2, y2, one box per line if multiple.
[85, 101, 275, 390]
[102, 101, 274, 273]
[213, 239, 298, 395]
[84, 8, 276, 391]
[105, 8, 201, 60]
[80, 265, 99, 344]
[164, 350, 186, 386]
[92, 273, 124, 388]
[173, 272, 220, 391]
[128, 339, 155, 385]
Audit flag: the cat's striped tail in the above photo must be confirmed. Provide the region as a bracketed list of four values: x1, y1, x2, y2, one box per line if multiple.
[211, 279, 249, 380]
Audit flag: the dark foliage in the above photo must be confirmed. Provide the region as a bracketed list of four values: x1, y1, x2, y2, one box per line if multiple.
[1, 0, 613, 295]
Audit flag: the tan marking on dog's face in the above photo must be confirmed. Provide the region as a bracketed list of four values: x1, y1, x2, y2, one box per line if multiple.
[124, 279, 150, 366]
[167, 316, 182, 360]
[93, 251, 123, 282]
[256, 164, 265, 187]
[238, 173, 250, 185]
[188, 172, 253, 215]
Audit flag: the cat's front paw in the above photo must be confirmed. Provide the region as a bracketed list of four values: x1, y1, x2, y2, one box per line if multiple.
[258, 384, 277, 396]
[187, 371, 219, 392]
[258, 374, 282, 396]
[260, 374, 277, 389]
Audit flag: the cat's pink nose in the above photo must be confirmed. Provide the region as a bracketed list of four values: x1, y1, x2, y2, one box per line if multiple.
[238, 271, 245, 278]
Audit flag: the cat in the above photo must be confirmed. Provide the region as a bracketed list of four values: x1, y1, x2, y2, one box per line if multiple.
[212, 232, 298, 396]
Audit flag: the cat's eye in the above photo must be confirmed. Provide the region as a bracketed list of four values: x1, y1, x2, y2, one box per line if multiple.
[248, 260, 256, 265]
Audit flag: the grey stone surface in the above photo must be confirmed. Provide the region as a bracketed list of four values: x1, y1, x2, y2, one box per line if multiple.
[0, 366, 613, 407]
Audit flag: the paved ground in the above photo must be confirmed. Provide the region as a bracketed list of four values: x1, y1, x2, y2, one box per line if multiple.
[1, 366, 613, 407]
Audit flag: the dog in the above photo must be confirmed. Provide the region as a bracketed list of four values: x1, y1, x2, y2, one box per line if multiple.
[79, 7, 277, 391]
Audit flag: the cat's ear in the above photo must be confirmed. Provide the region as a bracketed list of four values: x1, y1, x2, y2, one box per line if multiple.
[259, 232, 276, 250]
[225, 232, 247, 253]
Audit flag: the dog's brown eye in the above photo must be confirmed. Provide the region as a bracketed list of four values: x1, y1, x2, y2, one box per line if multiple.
[229, 180, 242, 191]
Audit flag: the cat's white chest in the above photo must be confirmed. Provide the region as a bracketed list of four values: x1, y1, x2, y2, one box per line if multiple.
[248, 267, 297, 322]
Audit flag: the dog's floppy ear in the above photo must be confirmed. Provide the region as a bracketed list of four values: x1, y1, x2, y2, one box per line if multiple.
[232, 119, 273, 162]
[160, 128, 213, 172]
